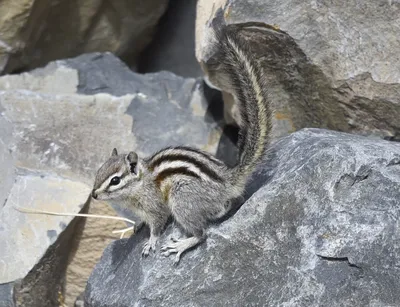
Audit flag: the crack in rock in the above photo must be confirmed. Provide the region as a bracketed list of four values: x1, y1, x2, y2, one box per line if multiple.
[316, 254, 362, 270]
[387, 158, 400, 166]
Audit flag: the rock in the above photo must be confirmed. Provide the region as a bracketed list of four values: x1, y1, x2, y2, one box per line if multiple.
[0, 282, 14, 307]
[0, 175, 89, 284]
[85, 129, 400, 307]
[196, 1, 400, 140]
[0, 53, 222, 306]
[0, 112, 14, 209]
[0, 0, 169, 75]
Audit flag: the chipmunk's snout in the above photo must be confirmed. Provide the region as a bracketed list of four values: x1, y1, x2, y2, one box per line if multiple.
[91, 190, 98, 199]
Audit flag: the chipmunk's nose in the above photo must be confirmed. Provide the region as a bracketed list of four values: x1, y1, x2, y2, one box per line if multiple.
[91, 190, 98, 199]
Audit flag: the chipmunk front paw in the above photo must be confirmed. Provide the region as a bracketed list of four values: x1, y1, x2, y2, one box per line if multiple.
[141, 235, 158, 257]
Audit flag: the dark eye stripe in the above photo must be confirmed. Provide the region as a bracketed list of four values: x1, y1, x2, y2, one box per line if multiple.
[106, 170, 130, 189]
[106, 177, 130, 191]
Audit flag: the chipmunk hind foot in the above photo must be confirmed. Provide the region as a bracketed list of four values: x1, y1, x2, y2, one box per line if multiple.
[161, 236, 204, 264]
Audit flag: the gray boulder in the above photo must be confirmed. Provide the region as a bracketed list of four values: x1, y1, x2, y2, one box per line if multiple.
[0, 53, 223, 306]
[0, 0, 169, 74]
[85, 128, 400, 307]
[196, 1, 400, 140]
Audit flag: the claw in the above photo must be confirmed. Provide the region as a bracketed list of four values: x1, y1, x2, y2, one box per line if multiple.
[174, 254, 182, 265]
[142, 242, 153, 257]
[141, 235, 159, 257]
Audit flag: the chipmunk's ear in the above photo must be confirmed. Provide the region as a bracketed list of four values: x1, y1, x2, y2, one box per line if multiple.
[111, 148, 118, 156]
[127, 152, 138, 163]
[126, 151, 138, 174]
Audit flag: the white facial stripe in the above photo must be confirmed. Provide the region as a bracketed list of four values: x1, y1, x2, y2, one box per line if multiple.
[96, 171, 124, 193]
[136, 161, 143, 175]
[107, 175, 131, 192]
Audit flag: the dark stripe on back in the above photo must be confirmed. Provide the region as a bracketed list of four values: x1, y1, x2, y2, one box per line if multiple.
[146, 147, 224, 167]
[155, 167, 201, 186]
[149, 154, 224, 182]
[174, 146, 225, 166]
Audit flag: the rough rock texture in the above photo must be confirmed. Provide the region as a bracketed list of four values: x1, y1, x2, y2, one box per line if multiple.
[196, 0, 400, 140]
[0, 0, 169, 74]
[85, 129, 400, 307]
[0, 53, 222, 306]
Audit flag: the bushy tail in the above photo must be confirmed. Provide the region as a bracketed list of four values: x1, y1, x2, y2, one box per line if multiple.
[209, 25, 273, 189]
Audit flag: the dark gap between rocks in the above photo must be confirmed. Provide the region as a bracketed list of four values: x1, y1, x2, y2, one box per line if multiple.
[136, 0, 202, 78]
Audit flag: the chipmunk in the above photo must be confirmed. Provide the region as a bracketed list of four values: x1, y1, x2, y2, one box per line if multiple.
[91, 25, 272, 263]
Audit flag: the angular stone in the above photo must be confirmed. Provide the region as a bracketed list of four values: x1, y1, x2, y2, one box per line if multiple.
[85, 129, 400, 307]
[0, 174, 90, 283]
[196, 1, 400, 140]
[0, 0, 169, 74]
[0, 62, 78, 94]
[0, 90, 137, 183]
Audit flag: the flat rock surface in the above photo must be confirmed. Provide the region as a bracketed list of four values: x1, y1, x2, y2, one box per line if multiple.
[0, 174, 89, 283]
[85, 129, 400, 307]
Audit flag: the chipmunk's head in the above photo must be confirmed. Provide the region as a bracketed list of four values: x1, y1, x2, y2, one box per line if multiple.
[92, 148, 144, 201]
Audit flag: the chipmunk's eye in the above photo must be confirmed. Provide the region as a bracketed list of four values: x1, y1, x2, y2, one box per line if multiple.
[110, 176, 121, 186]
